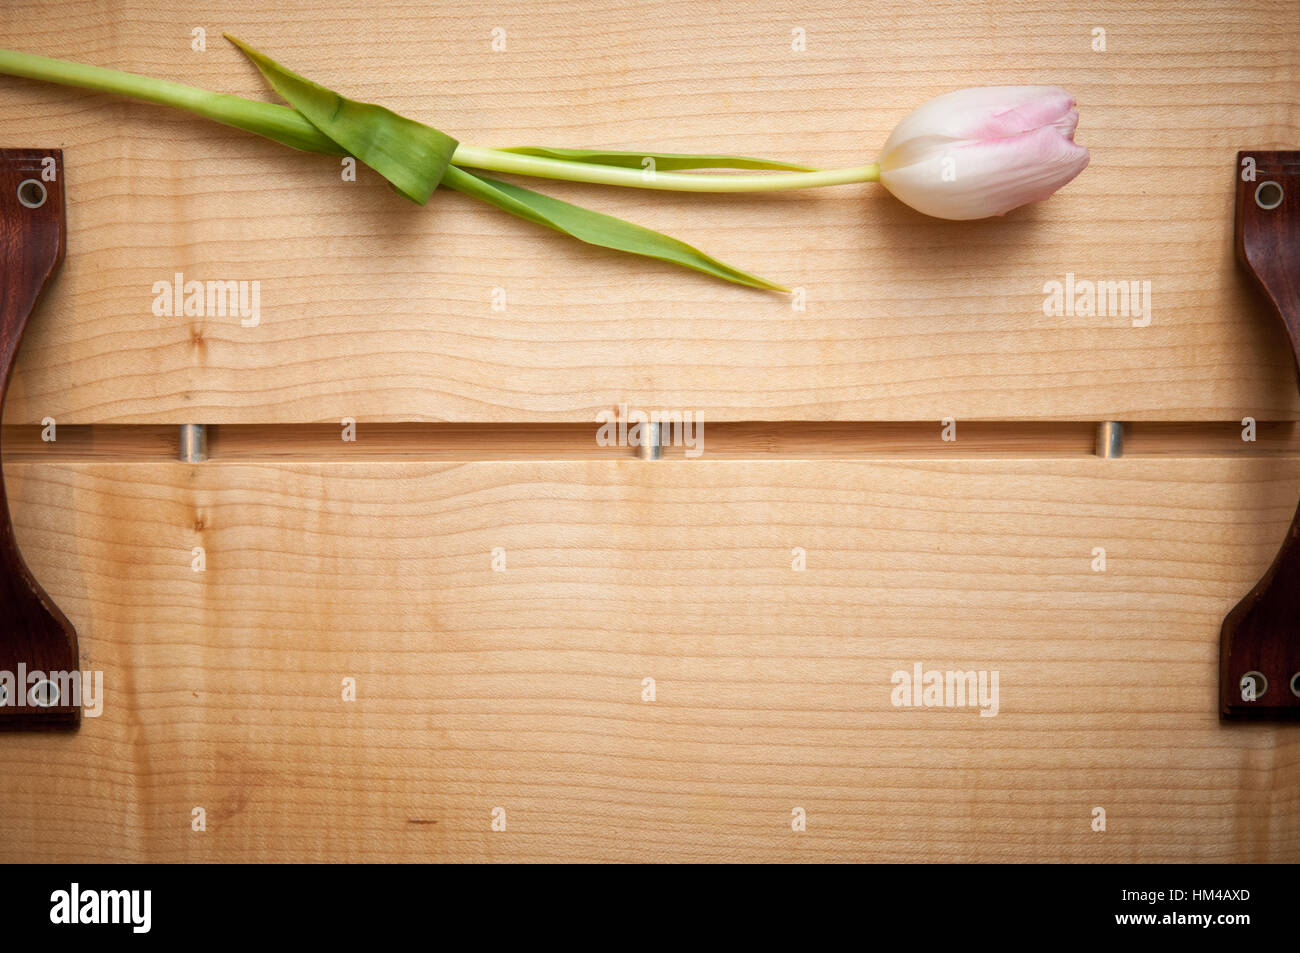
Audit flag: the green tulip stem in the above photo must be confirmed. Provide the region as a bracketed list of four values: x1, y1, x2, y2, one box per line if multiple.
[451, 145, 880, 192]
[0, 48, 879, 193]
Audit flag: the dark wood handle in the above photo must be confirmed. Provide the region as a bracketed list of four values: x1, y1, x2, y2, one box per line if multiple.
[0, 148, 79, 731]
[1220, 151, 1300, 720]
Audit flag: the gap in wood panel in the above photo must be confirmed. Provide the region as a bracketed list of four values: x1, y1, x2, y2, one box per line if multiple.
[3, 421, 1298, 461]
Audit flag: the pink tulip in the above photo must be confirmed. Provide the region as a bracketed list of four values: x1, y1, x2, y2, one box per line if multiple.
[877, 86, 1090, 220]
[0, 46, 1096, 292]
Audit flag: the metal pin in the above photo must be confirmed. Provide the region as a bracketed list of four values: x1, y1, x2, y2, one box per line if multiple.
[638, 421, 662, 461]
[1095, 421, 1123, 459]
[179, 424, 208, 463]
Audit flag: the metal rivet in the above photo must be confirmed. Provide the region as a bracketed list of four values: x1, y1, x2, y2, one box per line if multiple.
[1255, 181, 1284, 211]
[27, 678, 59, 707]
[1240, 670, 1268, 701]
[16, 178, 46, 209]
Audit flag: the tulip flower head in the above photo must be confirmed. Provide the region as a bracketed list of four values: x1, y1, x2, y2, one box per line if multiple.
[877, 86, 1090, 220]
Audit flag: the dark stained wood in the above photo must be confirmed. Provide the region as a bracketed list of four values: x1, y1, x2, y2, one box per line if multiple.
[0, 149, 78, 730]
[1221, 151, 1300, 720]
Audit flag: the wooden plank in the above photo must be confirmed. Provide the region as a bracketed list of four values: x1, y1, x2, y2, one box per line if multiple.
[0, 0, 1297, 423]
[0, 457, 1294, 862]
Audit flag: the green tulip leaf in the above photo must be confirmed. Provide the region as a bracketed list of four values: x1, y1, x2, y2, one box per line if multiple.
[443, 166, 787, 292]
[225, 34, 457, 204]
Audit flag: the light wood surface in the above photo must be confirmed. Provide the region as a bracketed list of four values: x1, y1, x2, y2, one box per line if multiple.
[0, 0, 1297, 423]
[0, 457, 1295, 863]
[0, 0, 1297, 865]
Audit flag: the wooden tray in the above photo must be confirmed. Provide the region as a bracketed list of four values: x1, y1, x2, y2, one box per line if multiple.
[0, 0, 1296, 862]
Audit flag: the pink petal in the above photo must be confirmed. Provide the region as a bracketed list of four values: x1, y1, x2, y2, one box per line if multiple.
[879, 124, 1090, 220]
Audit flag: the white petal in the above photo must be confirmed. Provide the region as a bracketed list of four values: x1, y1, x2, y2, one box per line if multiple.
[879, 125, 1090, 220]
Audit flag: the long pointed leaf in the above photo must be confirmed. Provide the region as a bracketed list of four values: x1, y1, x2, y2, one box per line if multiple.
[225, 34, 457, 204]
[493, 147, 816, 172]
[442, 166, 787, 292]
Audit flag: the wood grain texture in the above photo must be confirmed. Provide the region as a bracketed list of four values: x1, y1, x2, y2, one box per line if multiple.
[0, 458, 1294, 862]
[0, 0, 1297, 423]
